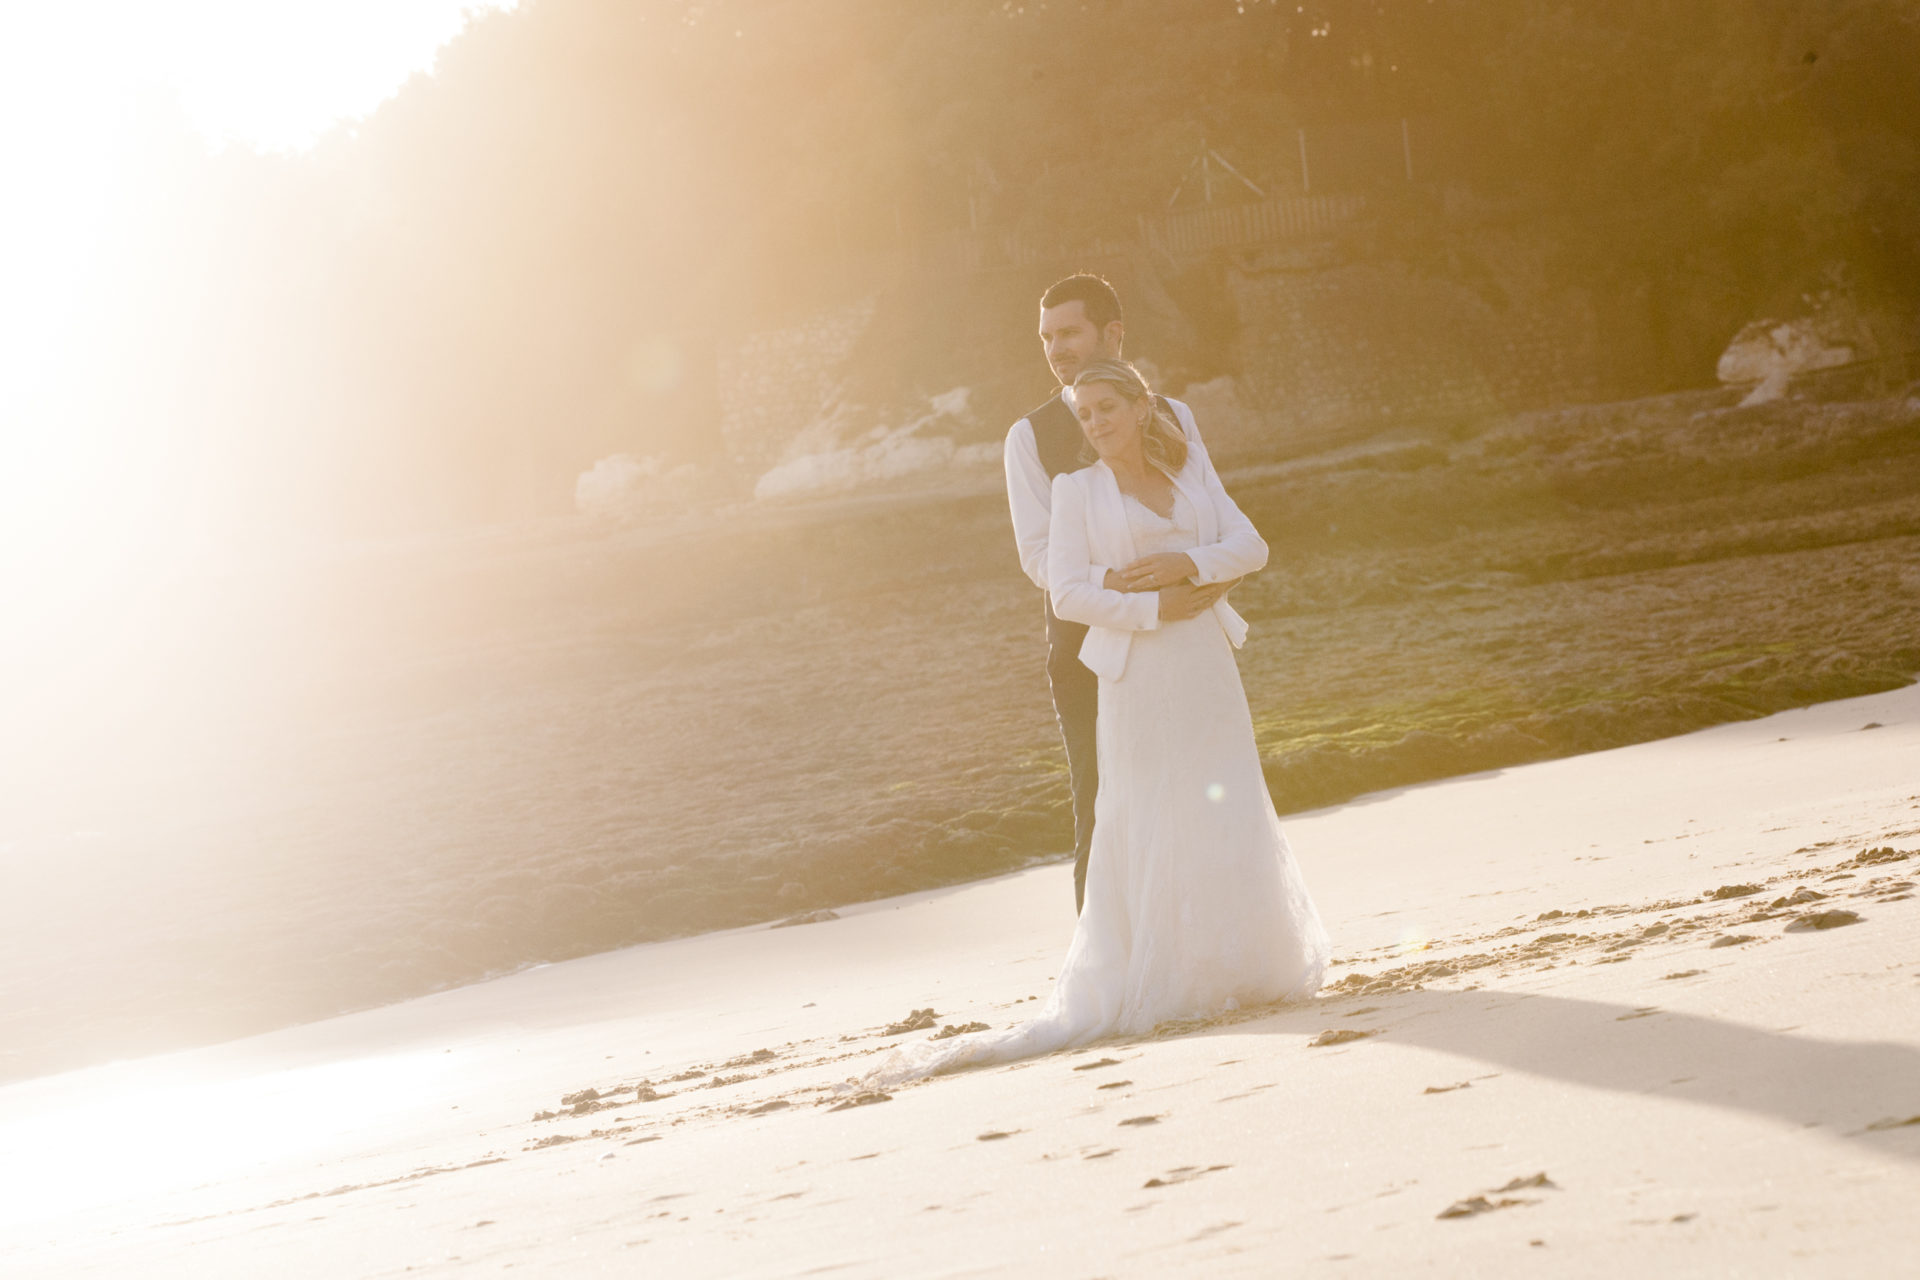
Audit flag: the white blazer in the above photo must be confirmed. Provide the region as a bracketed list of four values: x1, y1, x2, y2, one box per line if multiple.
[1004, 396, 1217, 592]
[1046, 454, 1269, 682]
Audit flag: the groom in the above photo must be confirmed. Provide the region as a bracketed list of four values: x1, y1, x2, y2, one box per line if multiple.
[1003, 273, 1233, 913]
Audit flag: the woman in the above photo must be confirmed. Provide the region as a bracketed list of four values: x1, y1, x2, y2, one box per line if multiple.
[864, 361, 1328, 1085]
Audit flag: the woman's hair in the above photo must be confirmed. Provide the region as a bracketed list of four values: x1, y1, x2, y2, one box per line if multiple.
[1071, 359, 1188, 475]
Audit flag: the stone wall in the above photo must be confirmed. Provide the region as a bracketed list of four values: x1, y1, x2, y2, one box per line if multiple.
[716, 296, 878, 470]
[1227, 240, 1602, 442]
[715, 235, 1612, 478]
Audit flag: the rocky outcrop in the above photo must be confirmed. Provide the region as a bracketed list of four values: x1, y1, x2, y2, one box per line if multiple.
[1718, 314, 1859, 407]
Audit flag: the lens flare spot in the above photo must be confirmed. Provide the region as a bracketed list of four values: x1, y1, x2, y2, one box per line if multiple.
[1205, 783, 1225, 803]
[1398, 928, 1433, 955]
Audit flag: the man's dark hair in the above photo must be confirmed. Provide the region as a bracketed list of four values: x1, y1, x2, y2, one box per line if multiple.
[1040, 273, 1123, 332]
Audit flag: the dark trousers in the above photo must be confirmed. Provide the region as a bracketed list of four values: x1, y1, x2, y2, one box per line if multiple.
[1044, 600, 1100, 914]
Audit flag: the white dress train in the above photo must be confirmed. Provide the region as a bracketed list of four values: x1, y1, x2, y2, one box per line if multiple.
[863, 490, 1328, 1086]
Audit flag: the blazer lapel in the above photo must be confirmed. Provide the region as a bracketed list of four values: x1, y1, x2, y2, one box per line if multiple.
[1170, 459, 1216, 546]
[1092, 462, 1139, 568]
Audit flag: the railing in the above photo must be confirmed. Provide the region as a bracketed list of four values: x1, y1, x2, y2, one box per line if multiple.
[1147, 193, 1369, 256]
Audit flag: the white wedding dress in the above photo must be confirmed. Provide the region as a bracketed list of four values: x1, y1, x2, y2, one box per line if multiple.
[863, 490, 1328, 1086]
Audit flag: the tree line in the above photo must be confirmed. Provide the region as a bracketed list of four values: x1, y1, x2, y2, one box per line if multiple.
[91, 0, 1920, 533]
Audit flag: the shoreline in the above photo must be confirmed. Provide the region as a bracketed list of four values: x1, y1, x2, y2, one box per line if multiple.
[6, 390, 1918, 1090]
[3, 674, 1912, 1094]
[4, 681, 1916, 1275]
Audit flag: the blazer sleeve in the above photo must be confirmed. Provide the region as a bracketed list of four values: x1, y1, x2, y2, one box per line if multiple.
[1048, 473, 1161, 632]
[1183, 452, 1268, 586]
[1003, 418, 1053, 591]
[1007, 418, 1117, 591]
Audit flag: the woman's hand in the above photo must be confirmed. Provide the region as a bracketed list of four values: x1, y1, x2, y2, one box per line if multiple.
[1156, 580, 1228, 621]
[1115, 552, 1198, 593]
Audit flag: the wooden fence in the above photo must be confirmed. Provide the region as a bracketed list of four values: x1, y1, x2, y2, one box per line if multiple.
[1145, 193, 1369, 256]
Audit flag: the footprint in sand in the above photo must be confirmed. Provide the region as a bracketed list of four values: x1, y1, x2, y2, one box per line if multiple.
[1615, 1007, 1661, 1021]
[1437, 1195, 1529, 1219]
[976, 1130, 1020, 1141]
[1784, 909, 1862, 932]
[1662, 969, 1705, 980]
[1073, 1057, 1124, 1072]
[1309, 1028, 1382, 1048]
[1423, 1082, 1470, 1095]
[527, 1134, 583, 1151]
[1709, 935, 1756, 949]
[1118, 1115, 1163, 1127]
[1143, 1164, 1230, 1189]
[828, 1091, 892, 1113]
[1853, 847, 1912, 867]
[929, 1022, 990, 1040]
[1097, 1080, 1132, 1091]
[1189, 1221, 1243, 1242]
[1438, 1172, 1557, 1219]
[1494, 1173, 1558, 1192]
[722, 1048, 779, 1068]
[882, 1009, 939, 1036]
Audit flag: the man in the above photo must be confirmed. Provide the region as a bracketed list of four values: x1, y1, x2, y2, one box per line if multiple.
[1003, 273, 1234, 913]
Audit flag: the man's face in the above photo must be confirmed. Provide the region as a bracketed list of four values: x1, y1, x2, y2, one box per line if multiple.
[1038, 300, 1122, 386]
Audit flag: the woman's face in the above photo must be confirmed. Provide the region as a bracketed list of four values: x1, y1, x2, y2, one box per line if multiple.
[1073, 381, 1147, 461]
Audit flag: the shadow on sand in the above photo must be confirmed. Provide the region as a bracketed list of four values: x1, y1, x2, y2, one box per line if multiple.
[1214, 987, 1920, 1160]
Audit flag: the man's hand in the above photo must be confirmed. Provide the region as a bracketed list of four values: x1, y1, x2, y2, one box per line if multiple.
[1157, 580, 1230, 621]
[1115, 552, 1199, 593]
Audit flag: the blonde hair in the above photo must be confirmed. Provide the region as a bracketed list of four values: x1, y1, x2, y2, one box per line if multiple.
[1071, 359, 1188, 476]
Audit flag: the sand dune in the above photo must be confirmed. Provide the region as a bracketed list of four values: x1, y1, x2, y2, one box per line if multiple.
[4, 683, 1917, 1276]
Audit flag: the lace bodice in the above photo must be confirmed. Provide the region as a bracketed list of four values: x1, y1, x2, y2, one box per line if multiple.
[1123, 489, 1201, 557]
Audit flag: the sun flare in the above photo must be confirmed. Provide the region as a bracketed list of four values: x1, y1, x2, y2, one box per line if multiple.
[0, 1, 515, 600]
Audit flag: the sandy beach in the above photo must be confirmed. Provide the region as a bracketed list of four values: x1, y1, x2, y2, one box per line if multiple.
[3, 681, 1915, 1277]
[10, 5, 1920, 1275]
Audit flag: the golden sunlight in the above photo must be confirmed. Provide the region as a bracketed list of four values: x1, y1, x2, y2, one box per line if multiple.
[0, 0, 515, 595]
[2, 4, 1917, 1269]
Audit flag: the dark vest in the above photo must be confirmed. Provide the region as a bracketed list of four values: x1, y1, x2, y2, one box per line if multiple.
[1027, 390, 1180, 479]
[1027, 393, 1085, 480]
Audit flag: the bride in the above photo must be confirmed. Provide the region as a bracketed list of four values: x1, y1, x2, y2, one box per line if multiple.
[865, 359, 1328, 1085]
